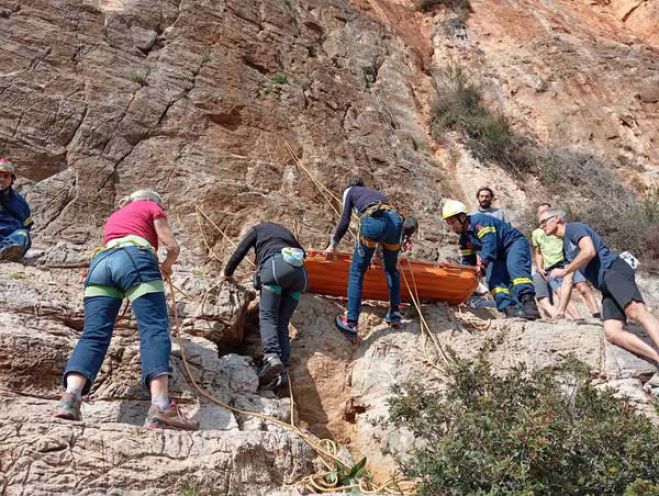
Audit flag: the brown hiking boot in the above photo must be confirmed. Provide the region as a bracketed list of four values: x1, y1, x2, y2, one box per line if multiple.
[143, 403, 200, 431]
[53, 392, 82, 421]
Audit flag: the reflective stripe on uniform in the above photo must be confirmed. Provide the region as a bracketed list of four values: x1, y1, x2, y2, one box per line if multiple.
[512, 277, 533, 286]
[476, 226, 496, 238]
[460, 249, 474, 256]
[491, 287, 511, 295]
[22, 216, 33, 227]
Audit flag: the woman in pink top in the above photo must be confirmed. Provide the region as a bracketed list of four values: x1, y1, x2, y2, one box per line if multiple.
[54, 189, 198, 430]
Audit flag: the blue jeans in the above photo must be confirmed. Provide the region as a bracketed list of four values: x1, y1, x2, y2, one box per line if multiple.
[63, 246, 171, 395]
[0, 228, 30, 257]
[347, 210, 403, 322]
[258, 254, 307, 366]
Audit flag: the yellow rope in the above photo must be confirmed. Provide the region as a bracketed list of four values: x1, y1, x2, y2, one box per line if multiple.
[166, 276, 410, 493]
[284, 141, 358, 243]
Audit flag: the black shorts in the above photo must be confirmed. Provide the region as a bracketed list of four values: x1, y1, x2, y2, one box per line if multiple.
[601, 258, 644, 321]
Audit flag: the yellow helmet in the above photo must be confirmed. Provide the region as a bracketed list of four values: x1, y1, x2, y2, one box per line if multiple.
[442, 199, 468, 220]
[0, 158, 16, 179]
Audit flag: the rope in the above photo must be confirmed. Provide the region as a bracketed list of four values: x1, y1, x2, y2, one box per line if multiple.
[165, 276, 409, 494]
[399, 258, 451, 373]
[284, 141, 358, 243]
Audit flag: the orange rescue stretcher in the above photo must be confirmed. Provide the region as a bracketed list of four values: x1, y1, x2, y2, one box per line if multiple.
[304, 249, 480, 305]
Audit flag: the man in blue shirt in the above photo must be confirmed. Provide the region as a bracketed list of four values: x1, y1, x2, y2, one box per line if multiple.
[324, 177, 414, 337]
[0, 158, 33, 261]
[442, 199, 540, 320]
[544, 209, 659, 366]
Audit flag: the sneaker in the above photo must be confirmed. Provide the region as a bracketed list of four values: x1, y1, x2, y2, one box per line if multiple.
[0, 244, 23, 262]
[520, 294, 541, 320]
[53, 392, 82, 421]
[257, 354, 284, 387]
[335, 315, 358, 336]
[261, 370, 288, 392]
[385, 310, 402, 328]
[144, 402, 200, 430]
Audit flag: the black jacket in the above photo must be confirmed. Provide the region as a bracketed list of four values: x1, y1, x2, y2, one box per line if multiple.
[224, 222, 304, 277]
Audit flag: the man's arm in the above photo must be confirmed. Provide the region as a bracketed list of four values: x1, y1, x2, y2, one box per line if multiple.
[555, 272, 575, 317]
[552, 236, 596, 279]
[476, 227, 498, 264]
[534, 245, 546, 279]
[224, 227, 257, 278]
[154, 217, 180, 277]
[330, 191, 353, 248]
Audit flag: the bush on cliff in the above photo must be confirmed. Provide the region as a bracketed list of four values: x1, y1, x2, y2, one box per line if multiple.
[388, 357, 659, 495]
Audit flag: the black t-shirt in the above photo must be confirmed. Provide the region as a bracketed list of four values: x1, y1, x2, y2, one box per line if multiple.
[224, 222, 304, 276]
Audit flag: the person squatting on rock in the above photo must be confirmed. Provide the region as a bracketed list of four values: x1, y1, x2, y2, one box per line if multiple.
[54, 189, 199, 430]
[543, 210, 659, 366]
[443, 199, 541, 320]
[533, 203, 600, 318]
[0, 158, 33, 261]
[469, 186, 510, 224]
[223, 222, 307, 390]
[324, 177, 416, 336]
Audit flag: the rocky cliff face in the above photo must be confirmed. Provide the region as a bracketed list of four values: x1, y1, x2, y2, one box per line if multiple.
[1, 0, 657, 494]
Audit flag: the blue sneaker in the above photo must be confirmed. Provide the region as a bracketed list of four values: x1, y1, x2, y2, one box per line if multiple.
[385, 310, 402, 328]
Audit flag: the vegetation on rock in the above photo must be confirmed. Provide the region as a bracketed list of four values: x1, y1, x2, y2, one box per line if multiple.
[389, 356, 659, 495]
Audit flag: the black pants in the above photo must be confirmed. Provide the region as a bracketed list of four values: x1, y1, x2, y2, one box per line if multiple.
[258, 255, 307, 366]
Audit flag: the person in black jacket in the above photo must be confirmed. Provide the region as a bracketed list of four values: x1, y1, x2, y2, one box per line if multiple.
[224, 222, 307, 388]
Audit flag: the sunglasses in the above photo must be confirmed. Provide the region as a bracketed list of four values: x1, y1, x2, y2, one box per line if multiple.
[539, 215, 557, 227]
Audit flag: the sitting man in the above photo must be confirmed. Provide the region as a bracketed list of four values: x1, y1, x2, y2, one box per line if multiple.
[543, 209, 659, 366]
[224, 222, 307, 389]
[0, 158, 33, 261]
[442, 199, 540, 320]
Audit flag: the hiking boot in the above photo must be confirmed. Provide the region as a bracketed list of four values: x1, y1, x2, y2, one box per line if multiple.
[0, 244, 23, 262]
[502, 305, 518, 318]
[385, 310, 402, 328]
[53, 392, 82, 421]
[520, 294, 541, 320]
[143, 402, 200, 431]
[335, 315, 358, 336]
[258, 354, 284, 387]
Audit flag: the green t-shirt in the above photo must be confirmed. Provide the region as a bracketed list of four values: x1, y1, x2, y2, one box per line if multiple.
[531, 228, 564, 269]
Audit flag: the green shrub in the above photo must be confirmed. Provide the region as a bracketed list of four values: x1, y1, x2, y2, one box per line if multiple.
[271, 73, 288, 85]
[431, 66, 534, 176]
[129, 71, 147, 86]
[389, 357, 659, 495]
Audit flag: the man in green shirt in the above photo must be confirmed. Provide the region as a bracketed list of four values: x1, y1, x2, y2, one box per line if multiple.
[533, 203, 601, 318]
